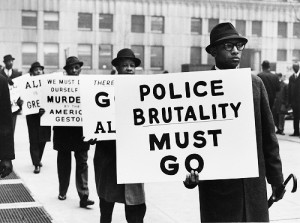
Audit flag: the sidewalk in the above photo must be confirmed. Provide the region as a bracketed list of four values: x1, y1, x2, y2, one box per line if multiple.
[4, 115, 300, 222]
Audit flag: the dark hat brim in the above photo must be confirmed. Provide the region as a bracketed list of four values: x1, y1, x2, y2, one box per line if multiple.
[205, 35, 248, 53]
[63, 61, 83, 70]
[111, 57, 141, 67]
[30, 65, 44, 72]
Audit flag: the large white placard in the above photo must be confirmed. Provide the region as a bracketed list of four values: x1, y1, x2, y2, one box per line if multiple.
[115, 68, 258, 183]
[80, 75, 116, 141]
[13, 74, 43, 115]
[8, 77, 22, 113]
[40, 73, 82, 126]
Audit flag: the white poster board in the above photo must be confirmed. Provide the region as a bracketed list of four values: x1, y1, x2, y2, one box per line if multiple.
[13, 74, 43, 115]
[40, 73, 82, 126]
[115, 68, 258, 183]
[8, 77, 21, 113]
[80, 75, 116, 141]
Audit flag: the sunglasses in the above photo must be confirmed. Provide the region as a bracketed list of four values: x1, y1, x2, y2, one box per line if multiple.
[223, 42, 246, 51]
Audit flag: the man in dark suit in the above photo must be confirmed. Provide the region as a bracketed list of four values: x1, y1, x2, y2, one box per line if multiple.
[184, 22, 284, 222]
[0, 54, 22, 133]
[288, 62, 300, 136]
[53, 56, 94, 208]
[257, 60, 280, 109]
[0, 74, 15, 178]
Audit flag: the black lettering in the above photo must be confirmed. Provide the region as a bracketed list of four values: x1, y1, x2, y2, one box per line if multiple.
[160, 155, 179, 175]
[149, 133, 170, 151]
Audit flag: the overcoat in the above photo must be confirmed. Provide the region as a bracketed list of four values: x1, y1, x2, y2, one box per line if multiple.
[0, 75, 15, 160]
[53, 126, 89, 152]
[26, 114, 51, 143]
[94, 140, 145, 205]
[288, 73, 300, 115]
[186, 75, 283, 222]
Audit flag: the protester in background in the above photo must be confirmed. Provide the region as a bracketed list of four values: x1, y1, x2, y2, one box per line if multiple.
[288, 62, 300, 136]
[184, 22, 284, 222]
[26, 62, 51, 174]
[257, 60, 280, 109]
[53, 56, 94, 208]
[93, 49, 146, 223]
[0, 74, 15, 178]
[273, 73, 289, 135]
[0, 54, 23, 133]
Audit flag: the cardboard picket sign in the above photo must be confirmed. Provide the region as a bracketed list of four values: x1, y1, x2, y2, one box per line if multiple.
[80, 75, 116, 141]
[8, 76, 22, 113]
[40, 72, 82, 126]
[13, 73, 44, 115]
[115, 68, 258, 183]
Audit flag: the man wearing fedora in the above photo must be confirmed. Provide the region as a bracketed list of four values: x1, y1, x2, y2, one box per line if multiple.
[52, 56, 94, 208]
[93, 48, 146, 223]
[0, 54, 23, 133]
[25, 62, 51, 174]
[184, 23, 284, 222]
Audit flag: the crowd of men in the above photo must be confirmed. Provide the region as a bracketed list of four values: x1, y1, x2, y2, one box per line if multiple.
[0, 22, 295, 222]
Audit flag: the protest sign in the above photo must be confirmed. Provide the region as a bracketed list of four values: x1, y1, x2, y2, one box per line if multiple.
[80, 75, 116, 141]
[115, 68, 258, 183]
[40, 72, 82, 126]
[13, 73, 43, 115]
[8, 76, 22, 113]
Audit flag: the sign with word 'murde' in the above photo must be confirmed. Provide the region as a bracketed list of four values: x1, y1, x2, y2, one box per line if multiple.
[80, 75, 116, 141]
[115, 68, 258, 183]
[40, 73, 82, 126]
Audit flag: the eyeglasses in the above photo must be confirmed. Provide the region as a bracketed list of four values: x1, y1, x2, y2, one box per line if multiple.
[223, 42, 246, 51]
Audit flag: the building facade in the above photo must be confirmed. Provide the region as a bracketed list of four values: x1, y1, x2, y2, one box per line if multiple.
[0, 0, 300, 75]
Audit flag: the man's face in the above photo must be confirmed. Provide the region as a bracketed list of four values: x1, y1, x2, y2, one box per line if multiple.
[32, 67, 43, 76]
[211, 39, 245, 69]
[66, 64, 82, 76]
[293, 63, 299, 73]
[4, 59, 13, 70]
[116, 59, 136, 75]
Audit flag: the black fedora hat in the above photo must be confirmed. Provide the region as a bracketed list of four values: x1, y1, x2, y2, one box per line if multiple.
[206, 22, 248, 53]
[3, 54, 15, 62]
[30, 61, 44, 72]
[111, 48, 141, 67]
[63, 56, 84, 70]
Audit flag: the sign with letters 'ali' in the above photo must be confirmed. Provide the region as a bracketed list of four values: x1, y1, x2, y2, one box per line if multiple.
[80, 75, 116, 141]
[40, 73, 82, 126]
[115, 68, 258, 183]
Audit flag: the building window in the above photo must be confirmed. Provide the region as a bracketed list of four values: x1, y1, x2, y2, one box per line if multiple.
[191, 18, 202, 35]
[44, 11, 59, 30]
[78, 44, 92, 69]
[131, 45, 144, 69]
[278, 22, 287, 38]
[44, 43, 59, 68]
[22, 11, 37, 29]
[190, 47, 201, 65]
[293, 22, 300, 38]
[236, 20, 246, 36]
[293, 49, 300, 61]
[208, 18, 219, 33]
[252, 21, 262, 37]
[99, 14, 113, 31]
[99, 44, 112, 70]
[151, 16, 164, 33]
[78, 13, 92, 31]
[22, 43, 37, 67]
[151, 46, 164, 70]
[131, 15, 145, 33]
[277, 49, 287, 61]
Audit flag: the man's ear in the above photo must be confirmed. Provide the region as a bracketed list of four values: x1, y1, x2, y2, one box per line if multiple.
[210, 47, 217, 58]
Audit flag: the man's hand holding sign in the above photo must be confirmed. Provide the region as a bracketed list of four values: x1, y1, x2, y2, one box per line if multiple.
[115, 68, 258, 183]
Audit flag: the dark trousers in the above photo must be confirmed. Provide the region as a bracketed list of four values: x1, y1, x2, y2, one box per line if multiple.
[99, 198, 146, 223]
[292, 107, 300, 134]
[30, 142, 46, 166]
[57, 150, 89, 200]
[12, 113, 17, 134]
